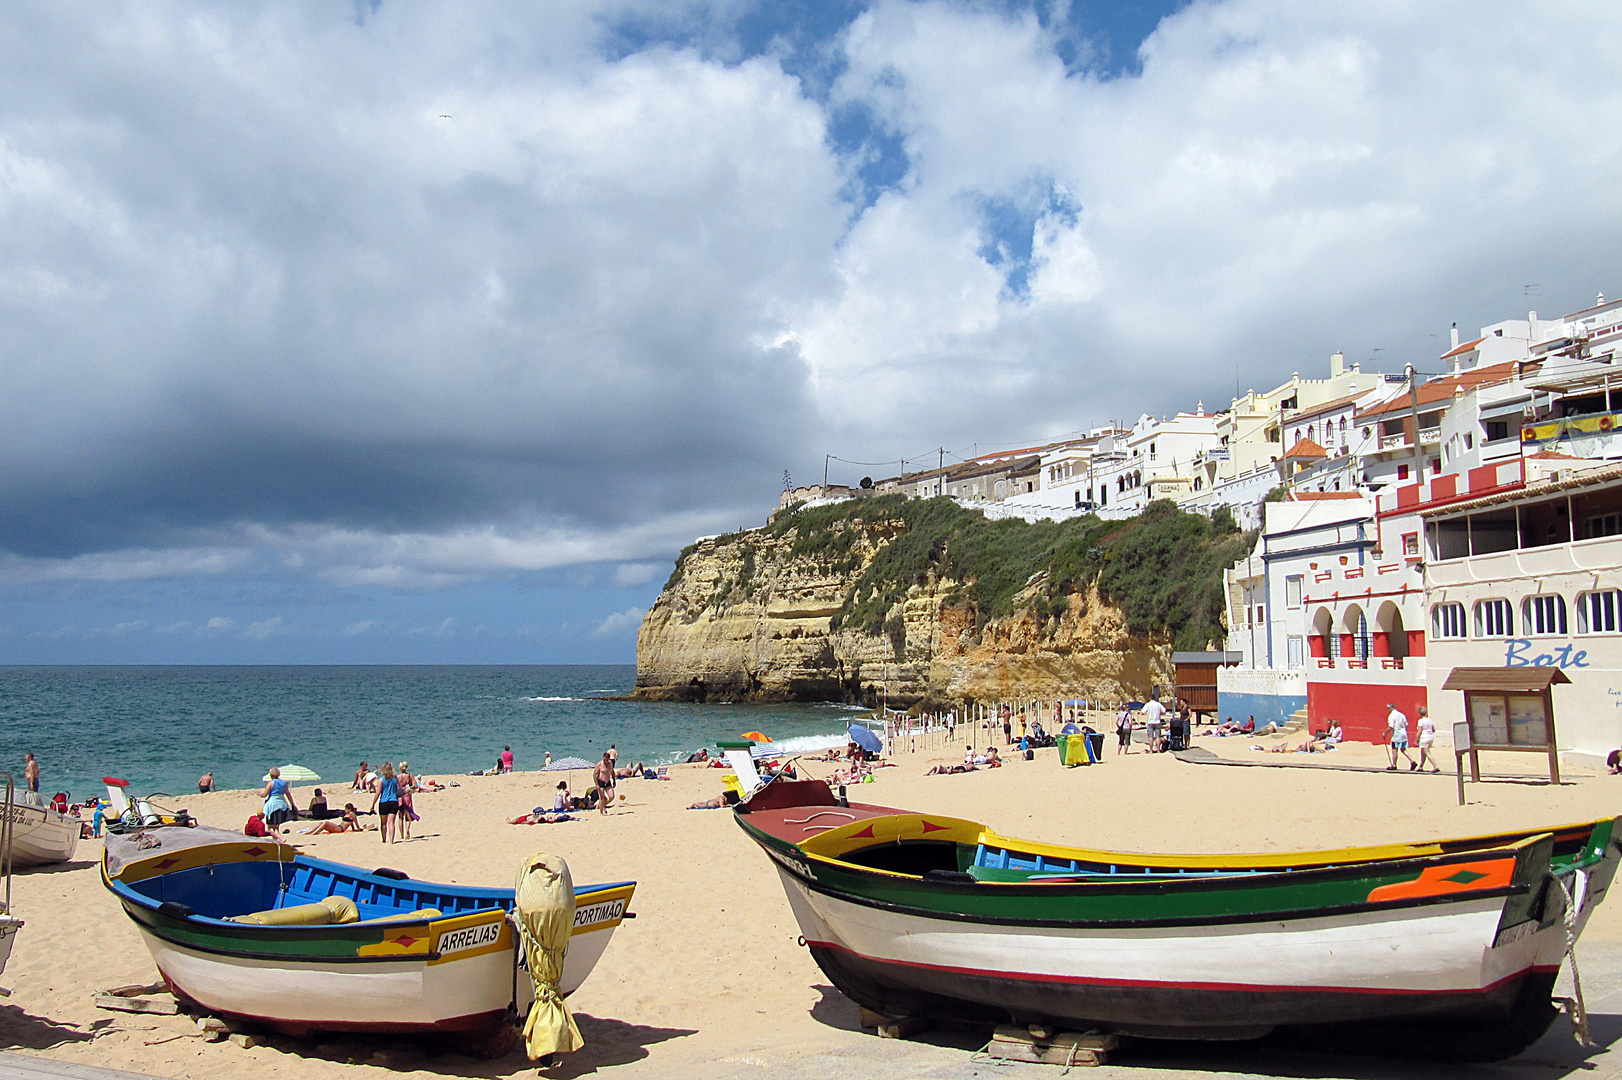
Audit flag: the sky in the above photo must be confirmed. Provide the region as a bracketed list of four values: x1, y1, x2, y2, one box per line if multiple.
[4, 0, 1622, 663]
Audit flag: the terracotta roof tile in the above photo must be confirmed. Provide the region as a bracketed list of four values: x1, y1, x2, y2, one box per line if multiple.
[1283, 437, 1329, 460]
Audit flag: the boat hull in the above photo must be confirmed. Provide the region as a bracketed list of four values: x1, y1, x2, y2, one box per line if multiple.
[102, 830, 634, 1039]
[734, 784, 1621, 1058]
[119, 893, 629, 1037]
[0, 915, 21, 979]
[4, 803, 80, 867]
[778, 865, 1566, 1032]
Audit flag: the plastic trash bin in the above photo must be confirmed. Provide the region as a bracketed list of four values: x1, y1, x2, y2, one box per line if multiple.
[1063, 736, 1092, 767]
[1055, 734, 1069, 764]
[1086, 732, 1106, 762]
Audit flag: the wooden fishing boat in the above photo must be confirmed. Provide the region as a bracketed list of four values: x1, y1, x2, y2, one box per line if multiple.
[5, 792, 81, 868]
[736, 779, 1620, 1060]
[0, 774, 23, 978]
[102, 827, 634, 1048]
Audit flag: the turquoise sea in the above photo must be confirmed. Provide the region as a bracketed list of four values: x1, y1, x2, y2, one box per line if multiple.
[0, 666, 859, 800]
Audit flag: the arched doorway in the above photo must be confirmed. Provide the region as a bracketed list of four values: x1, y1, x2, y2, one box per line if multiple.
[1374, 601, 1408, 663]
[1310, 608, 1334, 662]
[1341, 603, 1370, 665]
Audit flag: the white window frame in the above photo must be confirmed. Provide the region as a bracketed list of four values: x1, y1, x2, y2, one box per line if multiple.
[1431, 602, 1466, 640]
[1285, 575, 1303, 610]
[1474, 598, 1512, 638]
[1521, 594, 1568, 637]
[1578, 589, 1621, 635]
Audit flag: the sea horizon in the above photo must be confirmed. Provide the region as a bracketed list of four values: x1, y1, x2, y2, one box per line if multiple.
[0, 664, 857, 803]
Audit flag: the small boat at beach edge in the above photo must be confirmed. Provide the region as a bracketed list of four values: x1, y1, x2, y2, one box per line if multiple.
[102, 825, 634, 1053]
[735, 778, 1620, 1062]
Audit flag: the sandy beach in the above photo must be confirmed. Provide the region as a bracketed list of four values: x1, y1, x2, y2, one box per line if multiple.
[3, 738, 1622, 1080]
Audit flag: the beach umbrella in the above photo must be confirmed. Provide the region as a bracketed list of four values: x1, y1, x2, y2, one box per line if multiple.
[1060, 723, 1081, 735]
[847, 723, 883, 755]
[543, 757, 594, 772]
[1124, 701, 1145, 711]
[263, 765, 320, 783]
[740, 731, 773, 743]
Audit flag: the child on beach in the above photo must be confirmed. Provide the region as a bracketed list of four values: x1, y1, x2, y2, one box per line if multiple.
[397, 762, 418, 840]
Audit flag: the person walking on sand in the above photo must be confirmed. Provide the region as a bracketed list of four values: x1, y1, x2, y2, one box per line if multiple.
[23, 752, 39, 794]
[1385, 703, 1416, 771]
[260, 767, 298, 831]
[397, 761, 418, 840]
[371, 762, 401, 843]
[1116, 707, 1134, 754]
[1415, 707, 1440, 773]
[500, 746, 514, 774]
[593, 752, 616, 815]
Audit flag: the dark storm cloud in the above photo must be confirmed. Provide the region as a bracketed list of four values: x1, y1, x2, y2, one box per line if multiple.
[6, 0, 1622, 603]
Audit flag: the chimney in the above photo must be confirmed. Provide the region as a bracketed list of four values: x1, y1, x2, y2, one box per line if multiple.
[1529, 310, 1538, 324]
[1330, 351, 1344, 377]
[1450, 322, 1459, 350]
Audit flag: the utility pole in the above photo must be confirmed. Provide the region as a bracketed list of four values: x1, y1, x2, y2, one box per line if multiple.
[824, 454, 830, 488]
[1405, 363, 1424, 484]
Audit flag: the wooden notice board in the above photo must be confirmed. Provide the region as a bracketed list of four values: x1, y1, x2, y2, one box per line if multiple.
[1441, 667, 1569, 789]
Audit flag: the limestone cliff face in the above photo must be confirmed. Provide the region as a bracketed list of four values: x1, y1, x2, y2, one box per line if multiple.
[634, 519, 1172, 706]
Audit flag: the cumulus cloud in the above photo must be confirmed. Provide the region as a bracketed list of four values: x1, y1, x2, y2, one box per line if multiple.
[593, 606, 647, 637]
[3, 0, 1622, 611]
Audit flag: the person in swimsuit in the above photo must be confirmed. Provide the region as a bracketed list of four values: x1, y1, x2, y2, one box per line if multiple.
[23, 753, 39, 794]
[303, 805, 363, 834]
[593, 752, 616, 815]
[352, 761, 370, 791]
[397, 762, 417, 839]
[198, 771, 216, 794]
[370, 762, 400, 844]
[260, 767, 297, 830]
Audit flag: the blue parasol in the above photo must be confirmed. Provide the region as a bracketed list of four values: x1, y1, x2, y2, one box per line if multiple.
[1124, 701, 1145, 711]
[847, 723, 883, 755]
[1060, 723, 1081, 735]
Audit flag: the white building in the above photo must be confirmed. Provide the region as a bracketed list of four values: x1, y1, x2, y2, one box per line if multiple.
[1422, 464, 1622, 765]
[1092, 410, 1220, 516]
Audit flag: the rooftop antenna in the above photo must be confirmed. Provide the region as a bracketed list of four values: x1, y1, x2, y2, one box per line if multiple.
[783, 470, 792, 492]
[1524, 283, 1539, 298]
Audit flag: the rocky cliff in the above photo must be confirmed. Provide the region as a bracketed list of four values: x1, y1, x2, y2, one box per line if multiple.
[634, 496, 1250, 707]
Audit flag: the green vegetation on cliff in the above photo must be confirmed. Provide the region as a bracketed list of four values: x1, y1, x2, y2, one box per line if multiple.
[712, 495, 1252, 651]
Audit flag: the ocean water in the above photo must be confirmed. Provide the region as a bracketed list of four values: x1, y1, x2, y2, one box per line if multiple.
[0, 666, 861, 800]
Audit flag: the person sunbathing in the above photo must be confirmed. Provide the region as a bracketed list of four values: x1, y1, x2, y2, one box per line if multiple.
[926, 763, 974, 775]
[984, 747, 1003, 768]
[687, 790, 741, 810]
[510, 808, 575, 824]
[299, 805, 363, 834]
[613, 762, 645, 779]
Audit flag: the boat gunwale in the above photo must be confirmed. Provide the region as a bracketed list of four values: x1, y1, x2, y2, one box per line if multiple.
[741, 798, 1614, 873]
[103, 846, 635, 948]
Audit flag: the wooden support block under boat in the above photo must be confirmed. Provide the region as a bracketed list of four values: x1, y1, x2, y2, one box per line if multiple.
[93, 993, 179, 1015]
[857, 1008, 930, 1039]
[987, 1026, 1116, 1067]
